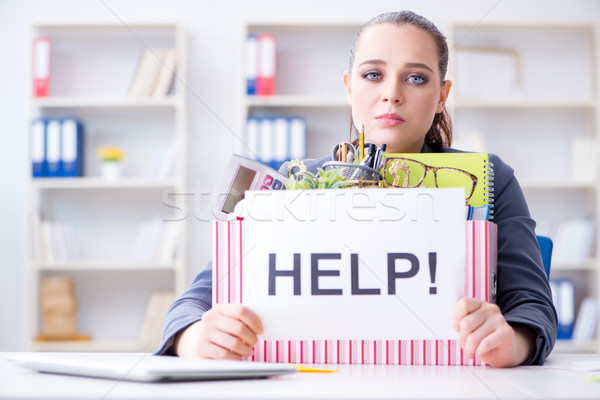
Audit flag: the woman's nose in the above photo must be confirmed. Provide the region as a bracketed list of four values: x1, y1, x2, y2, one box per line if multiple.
[382, 80, 404, 104]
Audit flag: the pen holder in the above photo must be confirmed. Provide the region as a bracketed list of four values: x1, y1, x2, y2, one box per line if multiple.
[323, 161, 381, 184]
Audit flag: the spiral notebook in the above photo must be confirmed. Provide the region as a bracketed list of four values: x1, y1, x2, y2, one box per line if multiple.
[382, 152, 494, 219]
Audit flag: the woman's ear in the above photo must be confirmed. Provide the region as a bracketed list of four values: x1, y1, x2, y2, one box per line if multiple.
[436, 80, 452, 113]
[343, 71, 352, 104]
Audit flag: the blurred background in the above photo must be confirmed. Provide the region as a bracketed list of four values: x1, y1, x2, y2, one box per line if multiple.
[0, 0, 598, 354]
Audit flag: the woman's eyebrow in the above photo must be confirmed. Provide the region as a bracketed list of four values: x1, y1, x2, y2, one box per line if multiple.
[358, 59, 434, 73]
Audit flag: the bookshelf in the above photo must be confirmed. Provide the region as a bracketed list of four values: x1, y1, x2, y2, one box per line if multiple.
[448, 22, 600, 354]
[25, 23, 187, 352]
[241, 20, 599, 354]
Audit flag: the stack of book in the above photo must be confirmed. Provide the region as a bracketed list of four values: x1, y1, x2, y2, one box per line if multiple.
[129, 49, 177, 98]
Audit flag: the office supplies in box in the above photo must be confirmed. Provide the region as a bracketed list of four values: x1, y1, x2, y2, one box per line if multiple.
[213, 189, 497, 366]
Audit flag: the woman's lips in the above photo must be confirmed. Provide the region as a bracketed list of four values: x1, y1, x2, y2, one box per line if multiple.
[376, 113, 406, 127]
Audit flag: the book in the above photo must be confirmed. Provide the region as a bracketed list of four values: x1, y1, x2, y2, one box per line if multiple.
[151, 49, 177, 97]
[382, 152, 494, 215]
[128, 49, 165, 97]
[572, 297, 599, 342]
[32, 36, 50, 97]
[552, 218, 595, 265]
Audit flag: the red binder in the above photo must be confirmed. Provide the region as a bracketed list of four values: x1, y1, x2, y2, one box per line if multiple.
[256, 34, 276, 95]
[32, 37, 51, 97]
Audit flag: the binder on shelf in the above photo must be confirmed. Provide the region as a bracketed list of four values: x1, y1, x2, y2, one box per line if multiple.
[256, 34, 276, 96]
[45, 119, 62, 177]
[60, 119, 84, 177]
[32, 36, 50, 97]
[550, 278, 575, 340]
[258, 118, 275, 169]
[247, 116, 307, 169]
[246, 34, 258, 95]
[289, 117, 306, 160]
[273, 117, 289, 171]
[30, 119, 46, 177]
[152, 49, 177, 97]
[129, 49, 165, 97]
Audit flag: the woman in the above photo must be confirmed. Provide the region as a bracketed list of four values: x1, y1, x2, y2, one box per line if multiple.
[158, 11, 557, 367]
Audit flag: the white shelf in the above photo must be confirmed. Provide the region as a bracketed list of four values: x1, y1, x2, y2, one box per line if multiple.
[31, 177, 179, 190]
[553, 339, 599, 354]
[34, 260, 178, 271]
[552, 259, 597, 272]
[246, 95, 348, 108]
[32, 96, 180, 109]
[26, 22, 188, 354]
[452, 98, 596, 109]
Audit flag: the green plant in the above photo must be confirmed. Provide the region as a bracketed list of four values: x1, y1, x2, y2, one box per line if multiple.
[286, 168, 354, 190]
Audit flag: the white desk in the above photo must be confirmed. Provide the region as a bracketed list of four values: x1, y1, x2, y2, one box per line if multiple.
[1, 353, 599, 400]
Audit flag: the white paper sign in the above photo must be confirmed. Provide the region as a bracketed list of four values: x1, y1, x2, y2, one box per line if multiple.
[236, 188, 465, 341]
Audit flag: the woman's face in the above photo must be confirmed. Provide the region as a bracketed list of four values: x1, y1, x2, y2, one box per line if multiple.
[344, 23, 451, 153]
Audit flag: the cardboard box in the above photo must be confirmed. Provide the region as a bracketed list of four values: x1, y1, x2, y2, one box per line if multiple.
[213, 189, 497, 365]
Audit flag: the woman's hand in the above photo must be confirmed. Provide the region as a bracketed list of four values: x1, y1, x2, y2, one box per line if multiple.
[175, 304, 264, 360]
[453, 297, 536, 367]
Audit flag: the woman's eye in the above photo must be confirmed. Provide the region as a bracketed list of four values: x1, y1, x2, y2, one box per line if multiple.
[407, 74, 428, 85]
[363, 72, 381, 81]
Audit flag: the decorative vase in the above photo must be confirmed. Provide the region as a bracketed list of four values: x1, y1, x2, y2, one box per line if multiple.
[100, 161, 122, 180]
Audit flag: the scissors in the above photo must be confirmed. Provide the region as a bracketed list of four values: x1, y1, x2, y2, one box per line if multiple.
[331, 142, 356, 163]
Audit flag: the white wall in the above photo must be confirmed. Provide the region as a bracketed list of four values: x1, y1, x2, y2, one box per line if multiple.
[1, 0, 599, 351]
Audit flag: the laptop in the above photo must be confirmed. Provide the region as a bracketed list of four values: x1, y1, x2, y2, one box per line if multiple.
[8, 352, 297, 382]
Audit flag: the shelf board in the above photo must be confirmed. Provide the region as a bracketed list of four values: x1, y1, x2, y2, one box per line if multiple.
[30, 339, 149, 353]
[34, 260, 178, 271]
[30, 177, 179, 190]
[452, 98, 596, 109]
[32, 96, 180, 109]
[553, 339, 598, 354]
[519, 180, 596, 190]
[246, 94, 348, 108]
[552, 259, 597, 272]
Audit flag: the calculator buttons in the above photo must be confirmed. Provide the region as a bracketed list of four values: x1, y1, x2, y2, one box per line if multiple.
[263, 175, 274, 186]
[271, 179, 282, 190]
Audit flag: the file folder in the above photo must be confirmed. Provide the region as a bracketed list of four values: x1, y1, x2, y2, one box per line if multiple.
[45, 119, 62, 177]
[31, 119, 46, 177]
[61, 119, 84, 177]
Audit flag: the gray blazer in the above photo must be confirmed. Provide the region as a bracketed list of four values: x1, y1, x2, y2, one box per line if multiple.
[156, 144, 557, 365]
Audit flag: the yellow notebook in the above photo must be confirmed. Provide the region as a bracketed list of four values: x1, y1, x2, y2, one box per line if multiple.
[381, 152, 493, 210]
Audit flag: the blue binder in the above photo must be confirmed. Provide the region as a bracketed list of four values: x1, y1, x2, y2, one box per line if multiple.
[45, 119, 62, 177]
[60, 119, 84, 177]
[31, 119, 47, 177]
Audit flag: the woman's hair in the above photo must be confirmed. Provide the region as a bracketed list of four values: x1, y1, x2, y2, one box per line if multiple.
[348, 10, 452, 149]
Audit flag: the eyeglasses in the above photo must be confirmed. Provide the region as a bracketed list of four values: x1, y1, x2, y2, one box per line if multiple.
[382, 157, 478, 203]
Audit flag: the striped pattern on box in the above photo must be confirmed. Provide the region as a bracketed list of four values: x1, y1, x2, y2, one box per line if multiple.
[213, 219, 497, 366]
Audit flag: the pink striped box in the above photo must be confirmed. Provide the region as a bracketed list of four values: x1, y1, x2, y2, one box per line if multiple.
[213, 219, 497, 366]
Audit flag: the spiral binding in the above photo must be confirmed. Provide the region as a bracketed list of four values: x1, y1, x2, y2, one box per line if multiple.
[483, 160, 495, 220]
